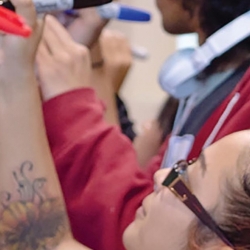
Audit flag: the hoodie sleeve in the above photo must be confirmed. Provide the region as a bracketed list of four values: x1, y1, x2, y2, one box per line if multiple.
[43, 88, 154, 250]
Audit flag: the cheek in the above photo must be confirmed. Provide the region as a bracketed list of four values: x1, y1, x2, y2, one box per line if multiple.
[123, 216, 171, 250]
[189, 163, 222, 210]
[196, 178, 222, 210]
[155, 0, 164, 11]
[124, 191, 195, 250]
[153, 191, 195, 231]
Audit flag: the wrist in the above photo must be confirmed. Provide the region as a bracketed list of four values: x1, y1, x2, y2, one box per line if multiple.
[0, 68, 36, 85]
[0, 73, 38, 102]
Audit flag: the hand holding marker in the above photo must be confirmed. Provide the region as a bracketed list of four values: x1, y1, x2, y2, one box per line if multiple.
[100, 3, 150, 59]
[0, 0, 150, 57]
[99, 3, 150, 59]
[66, 3, 151, 59]
[1, 0, 151, 21]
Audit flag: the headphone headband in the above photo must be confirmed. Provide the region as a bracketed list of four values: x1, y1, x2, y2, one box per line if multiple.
[193, 10, 250, 69]
[159, 10, 250, 97]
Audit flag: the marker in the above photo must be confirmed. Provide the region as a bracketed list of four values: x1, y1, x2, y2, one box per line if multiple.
[0, 6, 31, 37]
[131, 45, 149, 60]
[1, 0, 111, 13]
[1, 0, 151, 22]
[65, 3, 151, 22]
[97, 3, 151, 22]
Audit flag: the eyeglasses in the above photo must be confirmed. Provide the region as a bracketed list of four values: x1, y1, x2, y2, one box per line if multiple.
[162, 160, 233, 248]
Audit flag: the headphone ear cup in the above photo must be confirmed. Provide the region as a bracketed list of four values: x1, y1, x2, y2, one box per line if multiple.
[158, 48, 196, 98]
[159, 10, 250, 99]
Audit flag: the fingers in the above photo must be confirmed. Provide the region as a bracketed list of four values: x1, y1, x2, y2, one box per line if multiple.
[100, 29, 132, 60]
[101, 29, 131, 47]
[10, 0, 36, 28]
[36, 37, 52, 66]
[42, 15, 79, 58]
[38, 14, 92, 65]
[66, 7, 108, 47]
[36, 13, 92, 101]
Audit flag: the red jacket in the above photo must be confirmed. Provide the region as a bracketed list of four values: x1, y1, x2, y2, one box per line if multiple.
[43, 67, 250, 250]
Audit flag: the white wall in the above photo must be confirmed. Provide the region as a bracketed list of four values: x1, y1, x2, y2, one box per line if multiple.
[107, 0, 176, 131]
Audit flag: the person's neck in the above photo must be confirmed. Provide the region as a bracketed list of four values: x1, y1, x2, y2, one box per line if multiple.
[197, 29, 206, 45]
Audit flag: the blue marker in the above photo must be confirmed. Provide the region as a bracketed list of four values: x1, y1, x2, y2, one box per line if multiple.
[1, 0, 151, 21]
[65, 3, 151, 22]
[97, 3, 151, 22]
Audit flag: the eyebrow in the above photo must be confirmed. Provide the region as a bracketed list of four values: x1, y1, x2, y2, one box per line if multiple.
[198, 151, 207, 177]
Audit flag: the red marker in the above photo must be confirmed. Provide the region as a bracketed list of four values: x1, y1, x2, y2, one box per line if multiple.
[0, 6, 31, 37]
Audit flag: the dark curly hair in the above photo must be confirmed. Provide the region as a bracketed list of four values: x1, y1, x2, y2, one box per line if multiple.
[182, 0, 250, 77]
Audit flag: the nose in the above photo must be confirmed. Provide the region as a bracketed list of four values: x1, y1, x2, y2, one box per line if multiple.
[153, 168, 171, 192]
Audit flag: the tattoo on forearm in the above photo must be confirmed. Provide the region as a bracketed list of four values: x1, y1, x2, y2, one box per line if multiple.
[0, 161, 69, 249]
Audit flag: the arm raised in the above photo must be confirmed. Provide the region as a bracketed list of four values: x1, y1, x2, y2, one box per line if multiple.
[0, 1, 91, 249]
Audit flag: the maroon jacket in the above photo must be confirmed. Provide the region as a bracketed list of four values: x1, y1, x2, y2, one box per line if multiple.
[43, 67, 250, 250]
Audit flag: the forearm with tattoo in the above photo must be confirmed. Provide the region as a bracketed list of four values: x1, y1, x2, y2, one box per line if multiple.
[0, 161, 70, 250]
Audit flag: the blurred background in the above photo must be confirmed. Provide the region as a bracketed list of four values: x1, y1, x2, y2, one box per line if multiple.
[107, 0, 197, 132]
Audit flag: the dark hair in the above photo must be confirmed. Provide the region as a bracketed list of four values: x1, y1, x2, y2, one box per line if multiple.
[157, 96, 179, 143]
[200, 0, 250, 77]
[182, 0, 250, 77]
[187, 149, 250, 249]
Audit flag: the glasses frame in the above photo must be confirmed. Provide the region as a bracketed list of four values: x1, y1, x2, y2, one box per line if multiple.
[162, 160, 233, 248]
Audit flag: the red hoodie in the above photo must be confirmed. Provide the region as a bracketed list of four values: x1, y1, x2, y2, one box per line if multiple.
[43, 67, 250, 250]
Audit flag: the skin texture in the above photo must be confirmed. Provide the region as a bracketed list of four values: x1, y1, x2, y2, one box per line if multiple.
[36, 15, 133, 126]
[155, 0, 199, 34]
[53, 8, 108, 48]
[123, 131, 250, 250]
[0, 0, 91, 249]
[98, 30, 132, 94]
[39, 12, 133, 127]
[133, 121, 163, 167]
[156, 0, 207, 45]
[36, 15, 92, 102]
[90, 30, 133, 125]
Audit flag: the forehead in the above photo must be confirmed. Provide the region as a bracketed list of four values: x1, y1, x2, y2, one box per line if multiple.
[192, 131, 250, 206]
[235, 145, 250, 178]
[205, 131, 250, 163]
[205, 131, 250, 179]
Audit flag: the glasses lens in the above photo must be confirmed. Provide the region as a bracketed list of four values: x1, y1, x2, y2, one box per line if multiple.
[175, 160, 188, 175]
[161, 160, 232, 247]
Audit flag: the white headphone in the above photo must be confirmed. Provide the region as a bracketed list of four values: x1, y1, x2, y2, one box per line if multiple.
[159, 10, 250, 99]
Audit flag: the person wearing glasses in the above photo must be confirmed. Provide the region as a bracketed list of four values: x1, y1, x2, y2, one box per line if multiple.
[0, 3, 249, 250]
[36, 0, 250, 249]
[123, 130, 250, 249]
[1, 13, 250, 248]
